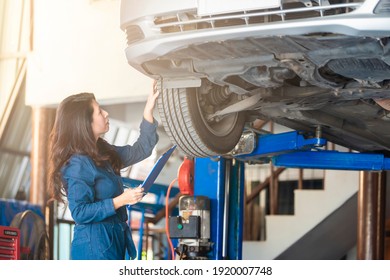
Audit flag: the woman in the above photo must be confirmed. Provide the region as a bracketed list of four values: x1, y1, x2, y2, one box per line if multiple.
[48, 85, 159, 260]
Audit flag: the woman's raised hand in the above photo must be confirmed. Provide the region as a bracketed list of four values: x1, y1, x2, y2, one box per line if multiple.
[143, 80, 161, 123]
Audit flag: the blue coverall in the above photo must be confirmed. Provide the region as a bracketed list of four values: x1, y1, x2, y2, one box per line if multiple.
[61, 118, 158, 260]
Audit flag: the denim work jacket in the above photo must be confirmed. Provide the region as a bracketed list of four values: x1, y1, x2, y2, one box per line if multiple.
[61, 118, 158, 260]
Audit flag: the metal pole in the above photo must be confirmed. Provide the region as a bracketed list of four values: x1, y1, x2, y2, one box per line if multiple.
[269, 162, 280, 215]
[31, 106, 55, 259]
[222, 159, 231, 259]
[269, 121, 278, 215]
[30, 106, 55, 208]
[376, 172, 386, 260]
[357, 171, 386, 259]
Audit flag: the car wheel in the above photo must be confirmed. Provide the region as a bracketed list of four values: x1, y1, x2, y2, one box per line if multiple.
[157, 86, 246, 158]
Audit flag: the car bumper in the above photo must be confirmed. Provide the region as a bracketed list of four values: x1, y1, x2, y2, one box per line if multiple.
[120, 0, 390, 76]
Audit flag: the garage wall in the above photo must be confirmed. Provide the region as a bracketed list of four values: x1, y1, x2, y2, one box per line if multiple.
[26, 0, 152, 107]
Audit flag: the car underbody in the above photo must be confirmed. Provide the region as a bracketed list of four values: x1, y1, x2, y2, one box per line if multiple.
[121, 0, 390, 157]
[155, 35, 390, 157]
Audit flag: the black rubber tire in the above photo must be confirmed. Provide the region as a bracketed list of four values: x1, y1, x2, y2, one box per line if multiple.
[157, 87, 245, 157]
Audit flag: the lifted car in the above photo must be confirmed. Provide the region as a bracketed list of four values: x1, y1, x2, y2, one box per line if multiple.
[120, 0, 390, 158]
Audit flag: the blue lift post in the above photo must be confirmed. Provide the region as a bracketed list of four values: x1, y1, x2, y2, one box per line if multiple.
[193, 158, 245, 260]
[227, 160, 245, 260]
[193, 130, 390, 260]
[194, 157, 227, 260]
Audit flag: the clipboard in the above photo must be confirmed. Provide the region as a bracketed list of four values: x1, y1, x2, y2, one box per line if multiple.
[140, 145, 176, 193]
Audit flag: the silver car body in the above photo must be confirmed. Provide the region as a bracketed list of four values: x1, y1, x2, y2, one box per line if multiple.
[120, 0, 390, 157]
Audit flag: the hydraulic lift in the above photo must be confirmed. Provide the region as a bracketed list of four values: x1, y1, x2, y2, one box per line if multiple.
[171, 128, 390, 260]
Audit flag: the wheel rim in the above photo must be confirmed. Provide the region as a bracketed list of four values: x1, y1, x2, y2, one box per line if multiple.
[196, 92, 240, 137]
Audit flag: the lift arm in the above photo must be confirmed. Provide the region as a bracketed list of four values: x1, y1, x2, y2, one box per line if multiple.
[232, 130, 390, 171]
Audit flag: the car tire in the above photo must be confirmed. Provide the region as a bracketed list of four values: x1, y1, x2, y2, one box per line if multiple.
[157, 87, 246, 157]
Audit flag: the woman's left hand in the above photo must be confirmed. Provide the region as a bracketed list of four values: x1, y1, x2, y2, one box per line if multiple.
[143, 80, 161, 123]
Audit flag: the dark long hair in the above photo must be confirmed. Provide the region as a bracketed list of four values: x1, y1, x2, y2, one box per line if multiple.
[48, 93, 122, 203]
